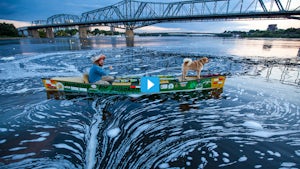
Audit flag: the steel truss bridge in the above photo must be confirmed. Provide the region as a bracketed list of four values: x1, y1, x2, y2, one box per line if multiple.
[24, 0, 300, 37]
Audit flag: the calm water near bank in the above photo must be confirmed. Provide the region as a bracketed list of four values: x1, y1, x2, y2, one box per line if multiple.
[0, 36, 299, 169]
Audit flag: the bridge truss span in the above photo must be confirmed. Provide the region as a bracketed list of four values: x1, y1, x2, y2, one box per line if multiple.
[46, 14, 80, 25]
[25, 0, 300, 39]
[79, 0, 300, 29]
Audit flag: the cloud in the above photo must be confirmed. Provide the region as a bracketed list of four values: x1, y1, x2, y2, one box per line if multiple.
[0, 19, 31, 28]
[230, 19, 300, 31]
[133, 18, 300, 33]
[136, 25, 181, 33]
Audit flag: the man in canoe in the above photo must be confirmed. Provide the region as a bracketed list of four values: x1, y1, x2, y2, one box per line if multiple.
[88, 54, 114, 85]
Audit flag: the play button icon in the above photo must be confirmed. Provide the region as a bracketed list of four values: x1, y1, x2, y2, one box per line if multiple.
[141, 77, 160, 93]
[147, 79, 154, 90]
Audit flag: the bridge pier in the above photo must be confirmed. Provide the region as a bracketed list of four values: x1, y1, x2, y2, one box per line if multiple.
[18, 30, 26, 37]
[46, 28, 54, 38]
[110, 26, 115, 36]
[125, 28, 134, 47]
[79, 26, 88, 39]
[28, 29, 40, 38]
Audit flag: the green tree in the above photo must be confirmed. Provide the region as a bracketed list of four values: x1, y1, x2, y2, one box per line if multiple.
[38, 30, 46, 38]
[55, 30, 68, 37]
[65, 29, 78, 36]
[93, 28, 101, 35]
[0, 22, 19, 37]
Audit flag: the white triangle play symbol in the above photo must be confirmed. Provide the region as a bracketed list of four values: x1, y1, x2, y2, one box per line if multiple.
[147, 79, 154, 90]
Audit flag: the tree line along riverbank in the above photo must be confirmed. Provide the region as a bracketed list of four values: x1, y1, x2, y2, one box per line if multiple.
[216, 28, 300, 38]
[0, 23, 19, 38]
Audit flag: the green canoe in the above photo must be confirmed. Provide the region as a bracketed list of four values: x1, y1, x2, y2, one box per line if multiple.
[42, 74, 226, 97]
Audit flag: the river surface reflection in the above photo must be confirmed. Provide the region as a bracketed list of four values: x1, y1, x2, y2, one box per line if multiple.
[1, 36, 299, 59]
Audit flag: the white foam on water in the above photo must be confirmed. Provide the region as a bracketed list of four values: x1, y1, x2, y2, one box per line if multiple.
[109, 71, 118, 75]
[0, 139, 7, 144]
[158, 163, 170, 169]
[68, 124, 84, 131]
[85, 113, 102, 169]
[5, 152, 36, 160]
[232, 98, 238, 101]
[125, 68, 166, 77]
[9, 147, 27, 151]
[243, 121, 263, 130]
[205, 126, 224, 131]
[34, 113, 45, 119]
[60, 100, 74, 107]
[223, 152, 229, 157]
[238, 156, 247, 162]
[0, 128, 8, 132]
[85, 98, 103, 169]
[200, 157, 208, 168]
[248, 130, 299, 138]
[11, 88, 30, 94]
[20, 137, 47, 144]
[32, 131, 50, 137]
[53, 143, 81, 154]
[34, 125, 55, 129]
[0, 51, 83, 80]
[267, 150, 281, 157]
[295, 150, 300, 156]
[222, 157, 230, 163]
[1, 56, 15, 61]
[107, 127, 121, 138]
[281, 162, 296, 167]
[131, 123, 151, 139]
[128, 94, 143, 98]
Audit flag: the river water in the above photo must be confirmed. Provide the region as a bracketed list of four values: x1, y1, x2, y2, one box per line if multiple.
[0, 36, 299, 169]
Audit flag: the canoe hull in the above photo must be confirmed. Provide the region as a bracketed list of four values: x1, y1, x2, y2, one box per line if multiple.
[42, 75, 226, 96]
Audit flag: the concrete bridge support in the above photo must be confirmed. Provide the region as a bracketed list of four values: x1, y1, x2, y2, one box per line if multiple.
[46, 28, 54, 38]
[125, 28, 134, 47]
[79, 26, 88, 39]
[110, 26, 115, 35]
[125, 28, 134, 38]
[18, 30, 26, 37]
[28, 29, 40, 38]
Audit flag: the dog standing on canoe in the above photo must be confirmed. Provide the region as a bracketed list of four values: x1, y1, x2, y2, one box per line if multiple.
[182, 57, 209, 80]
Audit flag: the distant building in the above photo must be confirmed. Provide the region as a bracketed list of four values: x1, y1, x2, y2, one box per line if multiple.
[267, 24, 278, 31]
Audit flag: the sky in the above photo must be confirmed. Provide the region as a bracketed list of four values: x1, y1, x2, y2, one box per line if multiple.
[0, 0, 299, 33]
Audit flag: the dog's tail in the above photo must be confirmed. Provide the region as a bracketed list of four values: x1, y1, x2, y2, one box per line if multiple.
[183, 58, 192, 66]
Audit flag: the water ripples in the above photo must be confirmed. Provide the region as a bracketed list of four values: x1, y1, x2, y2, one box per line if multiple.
[1, 97, 101, 168]
[2, 80, 299, 168]
[1, 47, 300, 168]
[92, 79, 300, 168]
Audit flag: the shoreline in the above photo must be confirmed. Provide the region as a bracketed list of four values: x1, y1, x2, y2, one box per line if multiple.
[0, 37, 25, 40]
[1, 36, 300, 40]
